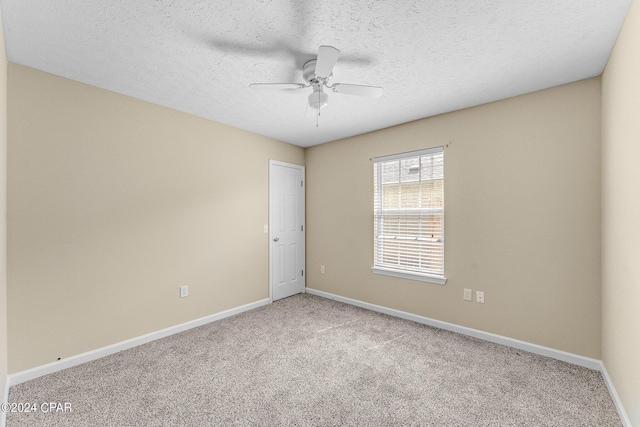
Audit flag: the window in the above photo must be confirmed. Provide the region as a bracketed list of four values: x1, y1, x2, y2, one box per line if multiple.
[372, 147, 445, 284]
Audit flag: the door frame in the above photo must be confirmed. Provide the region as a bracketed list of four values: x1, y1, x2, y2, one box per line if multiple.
[268, 160, 306, 303]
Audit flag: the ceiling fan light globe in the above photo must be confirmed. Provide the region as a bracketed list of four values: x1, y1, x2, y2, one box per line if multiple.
[308, 91, 328, 110]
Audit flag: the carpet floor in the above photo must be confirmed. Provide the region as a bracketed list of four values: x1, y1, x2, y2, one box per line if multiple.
[7, 293, 621, 426]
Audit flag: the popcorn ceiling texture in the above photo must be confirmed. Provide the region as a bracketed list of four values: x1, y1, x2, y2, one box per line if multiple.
[0, 0, 632, 146]
[7, 294, 621, 426]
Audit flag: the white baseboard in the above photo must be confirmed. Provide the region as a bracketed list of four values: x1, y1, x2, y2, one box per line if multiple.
[8, 298, 270, 387]
[599, 362, 632, 427]
[305, 288, 601, 370]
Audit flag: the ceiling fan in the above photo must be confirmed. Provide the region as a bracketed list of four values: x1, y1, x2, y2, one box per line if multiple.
[249, 45, 383, 112]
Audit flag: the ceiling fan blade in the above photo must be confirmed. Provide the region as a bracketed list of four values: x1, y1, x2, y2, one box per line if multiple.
[331, 83, 383, 98]
[315, 45, 340, 78]
[249, 83, 306, 90]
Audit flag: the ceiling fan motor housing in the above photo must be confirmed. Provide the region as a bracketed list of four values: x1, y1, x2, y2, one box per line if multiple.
[303, 59, 331, 83]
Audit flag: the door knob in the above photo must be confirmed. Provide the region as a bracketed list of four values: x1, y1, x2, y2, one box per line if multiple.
[273, 237, 279, 242]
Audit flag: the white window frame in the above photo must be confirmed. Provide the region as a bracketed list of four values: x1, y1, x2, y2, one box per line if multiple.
[372, 147, 446, 285]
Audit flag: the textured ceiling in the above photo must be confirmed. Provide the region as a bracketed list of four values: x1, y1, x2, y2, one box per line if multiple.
[0, 0, 632, 147]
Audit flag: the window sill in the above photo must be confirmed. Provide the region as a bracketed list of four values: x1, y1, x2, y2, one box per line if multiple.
[372, 267, 447, 285]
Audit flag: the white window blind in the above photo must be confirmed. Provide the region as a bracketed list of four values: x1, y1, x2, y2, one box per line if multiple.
[373, 147, 445, 284]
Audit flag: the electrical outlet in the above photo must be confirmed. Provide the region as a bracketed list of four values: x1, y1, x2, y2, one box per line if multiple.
[263, 224, 268, 234]
[320, 265, 325, 274]
[476, 291, 484, 303]
[463, 288, 472, 301]
[180, 285, 188, 298]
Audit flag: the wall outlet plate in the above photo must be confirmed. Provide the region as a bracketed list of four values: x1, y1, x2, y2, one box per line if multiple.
[476, 291, 484, 303]
[180, 285, 188, 298]
[463, 288, 472, 301]
[320, 265, 325, 274]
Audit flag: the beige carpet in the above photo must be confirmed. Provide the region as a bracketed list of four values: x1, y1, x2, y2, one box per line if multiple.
[7, 293, 621, 426]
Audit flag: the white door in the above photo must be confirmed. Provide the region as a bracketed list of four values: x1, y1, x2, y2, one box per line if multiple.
[269, 160, 305, 301]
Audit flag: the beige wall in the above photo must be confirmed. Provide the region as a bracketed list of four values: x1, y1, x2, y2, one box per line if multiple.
[602, 0, 640, 424]
[306, 78, 602, 358]
[0, 8, 9, 406]
[7, 64, 304, 373]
